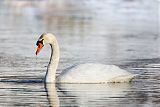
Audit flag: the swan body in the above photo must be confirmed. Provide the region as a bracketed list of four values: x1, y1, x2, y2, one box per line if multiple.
[57, 63, 135, 83]
[36, 33, 136, 83]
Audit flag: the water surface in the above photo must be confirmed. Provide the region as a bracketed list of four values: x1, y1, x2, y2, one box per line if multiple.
[0, 0, 159, 107]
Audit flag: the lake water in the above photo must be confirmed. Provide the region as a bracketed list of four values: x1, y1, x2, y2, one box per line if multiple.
[0, 0, 159, 107]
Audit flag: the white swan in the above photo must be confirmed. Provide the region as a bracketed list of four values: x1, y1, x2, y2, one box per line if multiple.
[36, 33, 136, 83]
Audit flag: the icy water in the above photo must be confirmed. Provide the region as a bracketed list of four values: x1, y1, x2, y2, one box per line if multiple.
[0, 0, 159, 107]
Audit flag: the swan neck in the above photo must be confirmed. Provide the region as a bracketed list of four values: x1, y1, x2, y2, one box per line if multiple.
[46, 38, 59, 83]
[49, 41, 59, 66]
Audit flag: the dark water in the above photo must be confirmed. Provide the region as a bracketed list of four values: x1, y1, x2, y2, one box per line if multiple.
[0, 0, 159, 107]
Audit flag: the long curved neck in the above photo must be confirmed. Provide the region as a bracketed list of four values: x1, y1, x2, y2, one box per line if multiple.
[45, 38, 60, 83]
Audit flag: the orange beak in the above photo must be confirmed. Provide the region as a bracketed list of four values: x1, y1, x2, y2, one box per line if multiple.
[36, 43, 44, 55]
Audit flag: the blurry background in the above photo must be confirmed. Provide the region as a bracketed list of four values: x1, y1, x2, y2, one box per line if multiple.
[0, 0, 159, 63]
[0, 0, 159, 106]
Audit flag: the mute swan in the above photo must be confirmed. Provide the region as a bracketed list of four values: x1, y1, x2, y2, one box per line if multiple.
[36, 33, 136, 83]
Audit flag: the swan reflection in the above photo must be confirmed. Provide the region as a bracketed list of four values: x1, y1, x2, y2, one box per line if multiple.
[45, 83, 59, 107]
[45, 83, 131, 107]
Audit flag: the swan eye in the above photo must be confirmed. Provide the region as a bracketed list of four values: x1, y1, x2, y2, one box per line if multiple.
[36, 39, 44, 46]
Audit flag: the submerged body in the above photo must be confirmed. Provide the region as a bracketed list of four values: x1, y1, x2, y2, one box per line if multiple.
[36, 33, 136, 83]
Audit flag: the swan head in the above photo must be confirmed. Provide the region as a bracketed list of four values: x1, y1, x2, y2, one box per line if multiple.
[36, 33, 56, 55]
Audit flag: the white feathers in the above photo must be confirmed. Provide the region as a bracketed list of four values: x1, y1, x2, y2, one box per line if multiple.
[57, 63, 135, 83]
